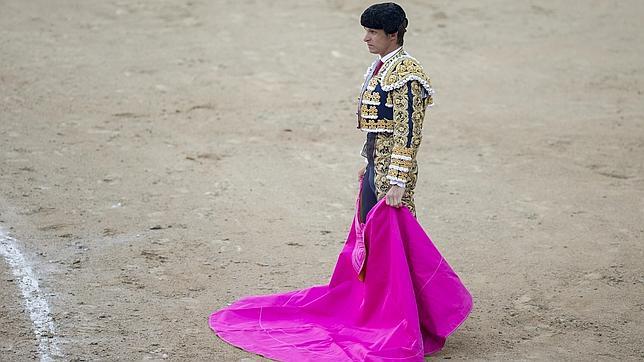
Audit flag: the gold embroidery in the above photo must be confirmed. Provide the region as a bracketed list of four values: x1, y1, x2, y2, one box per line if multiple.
[391, 82, 411, 162]
[390, 157, 412, 169]
[376, 79, 426, 216]
[382, 58, 432, 93]
[362, 91, 381, 105]
[360, 104, 378, 119]
[372, 133, 418, 216]
[386, 168, 410, 183]
[385, 93, 393, 107]
[374, 133, 394, 199]
[392, 145, 413, 158]
[410, 81, 425, 149]
[358, 118, 394, 131]
[367, 76, 379, 90]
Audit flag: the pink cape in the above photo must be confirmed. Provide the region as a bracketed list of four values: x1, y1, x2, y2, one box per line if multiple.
[209, 197, 473, 361]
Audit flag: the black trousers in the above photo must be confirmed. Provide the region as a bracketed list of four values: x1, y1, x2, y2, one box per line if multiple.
[360, 162, 378, 223]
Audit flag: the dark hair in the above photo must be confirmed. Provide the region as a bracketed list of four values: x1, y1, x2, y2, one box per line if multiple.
[360, 2, 408, 45]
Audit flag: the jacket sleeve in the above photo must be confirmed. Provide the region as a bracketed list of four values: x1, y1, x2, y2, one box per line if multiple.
[386, 80, 426, 188]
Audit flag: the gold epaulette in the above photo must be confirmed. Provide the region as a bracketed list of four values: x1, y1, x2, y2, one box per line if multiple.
[380, 56, 434, 99]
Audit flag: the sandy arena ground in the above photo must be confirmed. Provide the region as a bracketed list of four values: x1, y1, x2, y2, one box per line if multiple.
[1, 0, 643, 360]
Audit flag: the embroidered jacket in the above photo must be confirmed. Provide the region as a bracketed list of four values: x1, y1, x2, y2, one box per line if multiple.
[357, 48, 434, 191]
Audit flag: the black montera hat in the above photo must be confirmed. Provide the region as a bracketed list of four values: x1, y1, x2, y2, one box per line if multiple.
[360, 2, 408, 34]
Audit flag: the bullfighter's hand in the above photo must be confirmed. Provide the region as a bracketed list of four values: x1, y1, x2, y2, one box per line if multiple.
[385, 185, 404, 208]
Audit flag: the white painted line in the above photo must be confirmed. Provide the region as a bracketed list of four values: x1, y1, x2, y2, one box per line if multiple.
[0, 227, 62, 361]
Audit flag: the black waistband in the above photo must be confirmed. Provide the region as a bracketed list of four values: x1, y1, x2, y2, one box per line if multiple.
[361, 132, 393, 165]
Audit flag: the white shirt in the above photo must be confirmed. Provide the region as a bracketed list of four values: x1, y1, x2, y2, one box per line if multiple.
[379, 46, 403, 63]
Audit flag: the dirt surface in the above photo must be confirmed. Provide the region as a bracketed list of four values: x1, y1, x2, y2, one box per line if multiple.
[1, 0, 643, 360]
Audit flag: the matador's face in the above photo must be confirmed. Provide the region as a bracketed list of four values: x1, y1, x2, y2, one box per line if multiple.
[362, 27, 397, 57]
